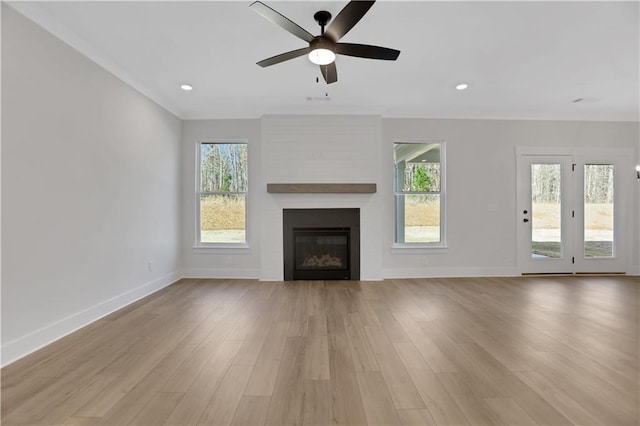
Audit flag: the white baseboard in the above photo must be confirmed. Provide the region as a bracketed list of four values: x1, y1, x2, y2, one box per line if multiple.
[259, 276, 282, 282]
[359, 276, 384, 281]
[183, 268, 259, 279]
[383, 266, 520, 279]
[630, 265, 640, 276]
[1, 270, 182, 368]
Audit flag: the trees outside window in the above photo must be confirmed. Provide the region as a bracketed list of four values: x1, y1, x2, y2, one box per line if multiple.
[198, 142, 248, 244]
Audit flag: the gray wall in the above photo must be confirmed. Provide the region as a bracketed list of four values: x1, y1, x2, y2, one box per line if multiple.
[381, 119, 639, 276]
[181, 119, 262, 278]
[181, 117, 639, 279]
[1, 5, 183, 365]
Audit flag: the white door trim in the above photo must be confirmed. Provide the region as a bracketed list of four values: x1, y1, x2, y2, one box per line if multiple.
[515, 146, 633, 275]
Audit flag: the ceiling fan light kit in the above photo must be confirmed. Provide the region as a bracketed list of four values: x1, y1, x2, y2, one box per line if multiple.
[250, 0, 400, 84]
[308, 38, 336, 65]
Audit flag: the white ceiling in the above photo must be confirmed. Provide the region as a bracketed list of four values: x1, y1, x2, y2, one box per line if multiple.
[10, 1, 639, 121]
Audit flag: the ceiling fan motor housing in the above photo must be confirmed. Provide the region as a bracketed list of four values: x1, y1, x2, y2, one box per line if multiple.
[310, 36, 335, 52]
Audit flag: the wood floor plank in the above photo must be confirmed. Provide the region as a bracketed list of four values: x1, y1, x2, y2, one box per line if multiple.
[436, 372, 505, 425]
[302, 379, 332, 426]
[264, 337, 305, 425]
[302, 335, 330, 380]
[38, 371, 123, 425]
[61, 416, 103, 425]
[397, 409, 437, 426]
[394, 363, 468, 425]
[243, 321, 291, 396]
[344, 312, 380, 372]
[305, 313, 328, 337]
[97, 338, 197, 425]
[231, 396, 271, 426]
[419, 321, 511, 398]
[0, 375, 56, 418]
[516, 370, 603, 425]
[129, 391, 183, 426]
[391, 310, 457, 373]
[2, 276, 637, 426]
[326, 313, 369, 425]
[527, 350, 638, 422]
[364, 325, 425, 409]
[368, 299, 412, 343]
[484, 398, 537, 426]
[196, 365, 253, 426]
[75, 336, 192, 419]
[3, 344, 138, 424]
[355, 371, 402, 425]
[163, 339, 243, 425]
[72, 352, 145, 418]
[231, 306, 277, 367]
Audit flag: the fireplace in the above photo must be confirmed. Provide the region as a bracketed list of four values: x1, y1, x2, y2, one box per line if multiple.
[283, 208, 360, 280]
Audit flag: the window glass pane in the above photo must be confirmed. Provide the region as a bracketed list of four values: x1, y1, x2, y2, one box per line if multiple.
[396, 194, 440, 243]
[200, 143, 248, 192]
[531, 164, 562, 258]
[200, 194, 246, 243]
[394, 143, 441, 192]
[584, 164, 614, 258]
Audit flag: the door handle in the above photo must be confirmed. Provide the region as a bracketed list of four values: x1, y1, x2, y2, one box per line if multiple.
[523, 218, 529, 223]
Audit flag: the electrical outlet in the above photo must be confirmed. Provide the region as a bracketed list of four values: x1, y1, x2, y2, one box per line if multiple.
[148, 260, 154, 272]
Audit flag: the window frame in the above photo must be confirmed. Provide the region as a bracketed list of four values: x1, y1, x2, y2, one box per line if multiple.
[195, 139, 249, 248]
[392, 139, 447, 248]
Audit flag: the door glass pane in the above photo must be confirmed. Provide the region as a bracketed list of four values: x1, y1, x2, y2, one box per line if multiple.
[584, 165, 614, 257]
[531, 164, 562, 258]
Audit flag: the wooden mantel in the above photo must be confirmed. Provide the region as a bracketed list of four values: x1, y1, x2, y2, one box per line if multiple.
[267, 183, 377, 194]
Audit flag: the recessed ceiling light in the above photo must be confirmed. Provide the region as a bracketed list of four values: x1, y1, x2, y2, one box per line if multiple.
[456, 83, 469, 91]
[180, 84, 193, 91]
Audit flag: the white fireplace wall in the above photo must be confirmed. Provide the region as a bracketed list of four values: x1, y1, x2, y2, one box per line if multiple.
[259, 115, 384, 281]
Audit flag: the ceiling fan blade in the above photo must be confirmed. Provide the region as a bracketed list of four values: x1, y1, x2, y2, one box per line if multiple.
[250, 1, 315, 43]
[325, 1, 375, 42]
[320, 62, 338, 84]
[336, 43, 400, 60]
[257, 47, 310, 67]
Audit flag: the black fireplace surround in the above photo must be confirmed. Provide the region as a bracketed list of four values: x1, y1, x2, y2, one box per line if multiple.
[283, 208, 360, 280]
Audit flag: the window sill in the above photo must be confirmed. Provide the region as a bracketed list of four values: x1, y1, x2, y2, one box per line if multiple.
[192, 244, 251, 254]
[391, 244, 448, 254]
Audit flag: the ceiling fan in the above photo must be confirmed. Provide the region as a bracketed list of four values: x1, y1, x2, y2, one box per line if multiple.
[250, 0, 400, 84]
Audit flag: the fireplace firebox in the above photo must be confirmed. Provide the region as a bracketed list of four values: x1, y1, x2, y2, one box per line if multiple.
[283, 209, 360, 280]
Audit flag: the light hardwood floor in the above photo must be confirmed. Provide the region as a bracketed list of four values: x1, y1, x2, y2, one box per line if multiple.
[2, 276, 638, 425]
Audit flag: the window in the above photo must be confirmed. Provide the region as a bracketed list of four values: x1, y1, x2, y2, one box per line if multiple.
[394, 141, 444, 245]
[197, 141, 248, 245]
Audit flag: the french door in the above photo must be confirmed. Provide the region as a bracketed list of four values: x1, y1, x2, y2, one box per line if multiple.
[517, 151, 628, 274]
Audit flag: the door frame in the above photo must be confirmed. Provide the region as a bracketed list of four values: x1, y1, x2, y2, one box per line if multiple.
[516, 153, 574, 274]
[516, 146, 632, 275]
